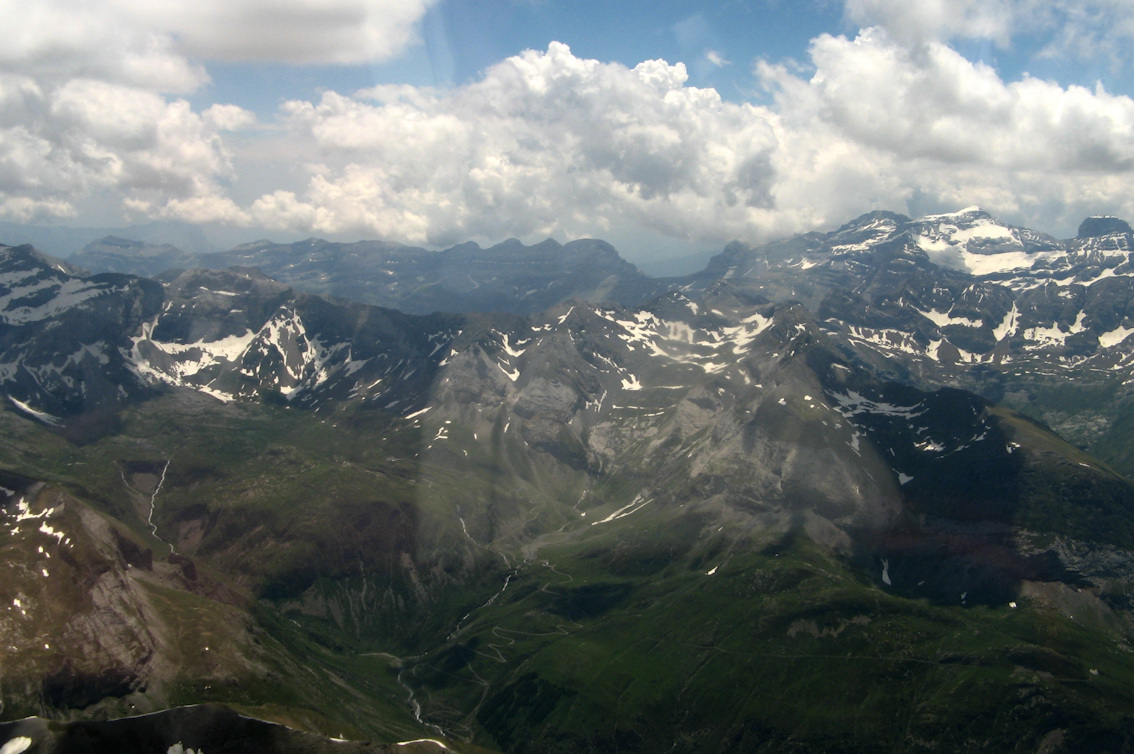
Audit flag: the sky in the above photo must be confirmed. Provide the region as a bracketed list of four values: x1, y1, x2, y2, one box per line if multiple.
[2, 0, 1134, 264]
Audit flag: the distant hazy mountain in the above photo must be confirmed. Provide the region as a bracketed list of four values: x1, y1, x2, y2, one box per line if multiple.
[71, 234, 672, 315]
[202, 236, 669, 315]
[0, 220, 216, 258]
[71, 235, 212, 277]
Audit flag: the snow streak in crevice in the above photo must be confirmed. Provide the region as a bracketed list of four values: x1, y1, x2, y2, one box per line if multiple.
[147, 459, 176, 554]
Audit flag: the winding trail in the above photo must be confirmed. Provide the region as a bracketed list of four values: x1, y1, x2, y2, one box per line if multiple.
[475, 561, 580, 663]
[399, 507, 588, 741]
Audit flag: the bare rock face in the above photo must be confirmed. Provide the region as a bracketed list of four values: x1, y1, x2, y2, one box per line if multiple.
[0, 485, 158, 716]
[1078, 216, 1133, 238]
[0, 481, 286, 721]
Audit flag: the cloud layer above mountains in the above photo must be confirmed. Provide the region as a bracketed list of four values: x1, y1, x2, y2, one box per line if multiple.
[1, 0, 1133, 250]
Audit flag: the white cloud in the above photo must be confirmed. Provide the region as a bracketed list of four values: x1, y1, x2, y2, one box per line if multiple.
[706, 50, 730, 68]
[121, 0, 438, 65]
[130, 195, 250, 225]
[0, 0, 436, 89]
[1021, 0, 1134, 67]
[252, 43, 783, 245]
[843, 0, 1015, 48]
[0, 197, 75, 223]
[845, 0, 1134, 65]
[0, 77, 256, 225]
[0, 1, 207, 93]
[0, 0, 436, 227]
[3, 0, 1133, 251]
[203, 104, 258, 132]
[756, 27, 1134, 233]
[771, 30, 1134, 172]
[245, 37, 1134, 248]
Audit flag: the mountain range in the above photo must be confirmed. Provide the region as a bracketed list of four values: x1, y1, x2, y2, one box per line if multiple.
[4, 207, 1134, 752]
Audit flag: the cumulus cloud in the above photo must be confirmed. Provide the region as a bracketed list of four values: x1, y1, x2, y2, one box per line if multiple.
[0, 1, 207, 93]
[0, 0, 436, 88]
[845, 0, 1134, 65]
[0, 75, 255, 224]
[244, 36, 1134, 247]
[766, 30, 1134, 172]
[0, 197, 76, 223]
[0, 0, 437, 227]
[140, 0, 438, 65]
[756, 26, 1134, 233]
[252, 43, 782, 245]
[127, 195, 249, 225]
[1020, 0, 1134, 67]
[3, 0, 1134, 248]
[843, 0, 1015, 48]
[203, 104, 258, 132]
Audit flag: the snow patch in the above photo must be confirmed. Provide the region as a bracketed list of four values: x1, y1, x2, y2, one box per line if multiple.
[845, 326, 926, 357]
[591, 495, 653, 526]
[0, 737, 33, 754]
[1100, 326, 1134, 348]
[1022, 323, 1071, 349]
[1069, 311, 1088, 334]
[13, 499, 58, 524]
[396, 740, 450, 751]
[920, 206, 982, 220]
[498, 331, 529, 358]
[830, 391, 927, 419]
[8, 396, 62, 426]
[993, 304, 1020, 341]
[0, 277, 116, 324]
[167, 744, 204, 754]
[917, 308, 982, 329]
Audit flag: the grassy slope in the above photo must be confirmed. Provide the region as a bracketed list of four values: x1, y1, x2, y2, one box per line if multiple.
[998, 374, 1134, 483]
[0, 397, 500, 749]
[407, 527, 1134, 753]
[6, 391, 1134, 752]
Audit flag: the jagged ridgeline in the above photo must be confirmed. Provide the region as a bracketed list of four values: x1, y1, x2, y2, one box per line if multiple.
[3, 207, 1134, 753]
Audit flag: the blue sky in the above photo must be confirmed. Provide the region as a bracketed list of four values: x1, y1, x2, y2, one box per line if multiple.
[195, 2, 846, 114]
[2, 0, 1134, 263]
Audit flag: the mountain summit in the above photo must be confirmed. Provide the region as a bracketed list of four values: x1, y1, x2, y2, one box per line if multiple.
[1079, 216, 1134, 238]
